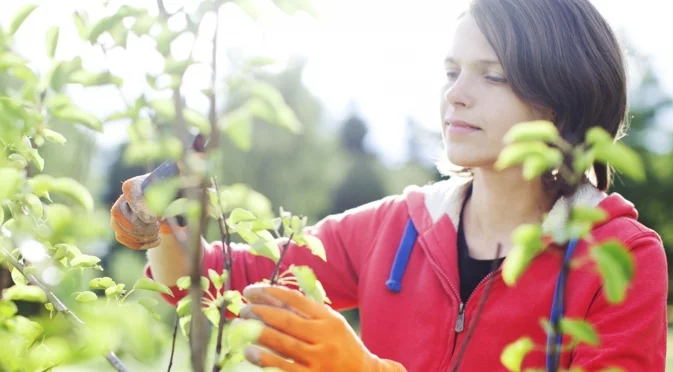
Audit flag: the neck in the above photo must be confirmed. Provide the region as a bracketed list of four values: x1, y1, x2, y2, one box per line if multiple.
[464, 167, 558, 250]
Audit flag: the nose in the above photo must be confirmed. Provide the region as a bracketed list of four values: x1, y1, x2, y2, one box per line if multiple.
[443, 76, 473, 108]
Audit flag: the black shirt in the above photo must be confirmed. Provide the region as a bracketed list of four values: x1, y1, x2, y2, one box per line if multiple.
[457, 187, 505, 303]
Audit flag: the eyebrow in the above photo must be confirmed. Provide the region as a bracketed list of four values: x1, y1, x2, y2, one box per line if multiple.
[444, 57, 501, 67]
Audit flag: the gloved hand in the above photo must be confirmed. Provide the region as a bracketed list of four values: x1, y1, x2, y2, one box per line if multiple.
[240, 284, 407, 372]
[110, 174, 172, 250]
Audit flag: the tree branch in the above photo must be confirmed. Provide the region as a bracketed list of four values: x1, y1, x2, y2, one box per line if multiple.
[167, 312, 179, 372]
[270, 234, 293, 285]
[0, 246, 128, 372]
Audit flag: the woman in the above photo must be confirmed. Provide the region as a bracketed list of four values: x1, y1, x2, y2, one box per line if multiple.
[110, 0, 668, 370]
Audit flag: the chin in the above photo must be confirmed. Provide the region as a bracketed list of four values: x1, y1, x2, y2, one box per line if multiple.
[444, 147, 491, 169]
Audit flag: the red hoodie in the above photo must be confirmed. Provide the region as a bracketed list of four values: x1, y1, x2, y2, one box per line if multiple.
[145, 177, 668, 371]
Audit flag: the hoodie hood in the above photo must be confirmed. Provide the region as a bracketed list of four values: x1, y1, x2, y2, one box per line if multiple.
[403, 176, 639, 238]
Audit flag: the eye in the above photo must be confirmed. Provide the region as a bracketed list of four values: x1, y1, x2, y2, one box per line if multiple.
[486, 75, 507, 84]
[446, 70, 460, 80]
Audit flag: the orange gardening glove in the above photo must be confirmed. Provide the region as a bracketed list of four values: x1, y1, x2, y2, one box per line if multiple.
[110, 174, 173, 250]
[239, 284, 407, 372]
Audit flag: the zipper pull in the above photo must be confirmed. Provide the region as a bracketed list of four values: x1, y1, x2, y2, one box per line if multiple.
[455, 302, 465, 332]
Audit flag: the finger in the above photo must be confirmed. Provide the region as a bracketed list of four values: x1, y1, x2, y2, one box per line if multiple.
[244, 285, 328, 319]
[255, 324, 313, 365]
[240, 305, 317, 343]
[110, 217, 159, 243]
[244, 345, 309, 372]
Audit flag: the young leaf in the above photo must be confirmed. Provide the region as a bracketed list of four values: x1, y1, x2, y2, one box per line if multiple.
[70, 254, 101, 268]
[179, 315, 191, 338]
[9, 4, 39, 36]
[3, 285, 48, 303]
[522, 154, 550, 180]
[176, 276, 191, 290]
[176, 297, 191, 316]
[502, 120, 559, 144]
[290, 265, 329, 304]
[500, 336, 535, 372]
[200, 276, 210, 291]
[42, 128, 67, 144]
[301, 235, 326, 262]
[89, 277, 116, 290]
[144, 178, 180, 216]
[46, 26, 60, 58]
[24, 193, 44, 219]
[593, 142, 645, 182]
[585, 127, 613, 146]
[220, 108, 252, 151]
[0, 300, 19, 318]
[502, 224, 545, 286]
[138, 297, 158, 310]
[209, 269, 224, 291]
[230, 208, 257, 224]
[11, 268, 27, 286]
[204, 306, 220, 326]
[105, 284, 125, 298]
[228, 319, 264, 349]
[494, 142, 549, 171]
[133, 277, 173, 296]
[51, 106, 103, 131]
[559, 318, 599, 347]
[183, 108, 211, 135]
[589, 240, 634, 304]
[223, 290, 244, 315]
[88, 14, 124, 43]
[75, 291, 97, 303]
[249, 240, 280, 263]
[571, 206, 608, 225]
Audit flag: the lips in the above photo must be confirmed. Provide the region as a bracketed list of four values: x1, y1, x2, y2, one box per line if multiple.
[446, 120, 481, 130]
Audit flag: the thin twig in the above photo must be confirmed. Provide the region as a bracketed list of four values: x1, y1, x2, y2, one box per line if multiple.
[270, 233, 294, 285]
[0, 246, 129, 372]
[167, 312, 179, 372]
[449, 244, 503, 372]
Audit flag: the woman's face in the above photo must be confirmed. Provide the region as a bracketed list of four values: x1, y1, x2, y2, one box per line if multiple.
[439, 13, 549, 170]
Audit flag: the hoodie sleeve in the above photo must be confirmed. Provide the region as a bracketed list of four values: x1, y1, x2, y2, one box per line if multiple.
[145, 195, 401, 310]
[569, 231, 668, 371]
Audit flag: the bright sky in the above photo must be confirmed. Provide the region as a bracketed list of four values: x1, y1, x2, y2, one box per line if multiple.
[2, 0, 672, 166]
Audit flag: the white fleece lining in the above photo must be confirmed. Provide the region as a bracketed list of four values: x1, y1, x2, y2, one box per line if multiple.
[422, 177, 607, 232]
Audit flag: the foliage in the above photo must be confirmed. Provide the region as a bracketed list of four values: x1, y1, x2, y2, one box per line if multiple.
[0, 1, 322, 371]
[493, 120, 646, 372]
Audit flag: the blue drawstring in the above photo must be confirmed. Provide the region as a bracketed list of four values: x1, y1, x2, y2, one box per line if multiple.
[385, 219, 418, 293]
[546, 238, 579, 371]
[385, 218, 577, 372]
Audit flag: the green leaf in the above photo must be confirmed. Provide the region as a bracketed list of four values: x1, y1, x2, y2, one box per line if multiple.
[223, 290, 244, 315]
[502, 224, 545, 286]
[50, 177, 95, 212]
[230, 208, 257, 224]
[503, 120, 559, 144]
[88, 14, 124, 43]
[271, 0, 318, 17]
[0, 300, 18, 318]
[249, 240, 280, 263]
[89, 277, 116, 290]
[3, 285, 47, 303]
[144, 177, 180, 216]
[220, 108, 252, 151]
[68, 70, 122, 87]
[559, 318, 599, 346]
[132, 13, 155, 35]
[590, 240, 634, 304]
[592, 142, 645, 182]
[42, 128, 67, 144]
[24, 193, 43, 219]
[51, 105, 102, 131]
[571, 206, 608, 225]
[105, 284, 125, 298]
[5, 315, 43, 342]
[495, 142, 550, 171]
[209, 269, 224, 291]
[301, 235, 326, 261]
[11, 267, 27, 286]
[72, 12, 89, 40]
[70, 254, 101, 268]
[176, 276, 191, 290]
[75, 291, 97, 303]
[0, 168, 24, 202]
[289, 265, 329, 304]
[133, 277, 173, 296]
[228, 319, 264, 349]
[179, 315, 191, 338]
[45, 26, 59, 58]
[149, 99, 176, 121]
[200, 276, 210, 291]
[9, 4, 39, 36]
[522, 154, 550, 180]
[204, 306, 220, 326]
[138, 297, 158, 311]
[585, 127, 613, 146]
[500, 336, 535, 372]
[176, 297, 191, 316]
[184, 108, 211, 135]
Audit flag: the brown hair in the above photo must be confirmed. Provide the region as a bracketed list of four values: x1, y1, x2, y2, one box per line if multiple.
[452, 0, 628, 195]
